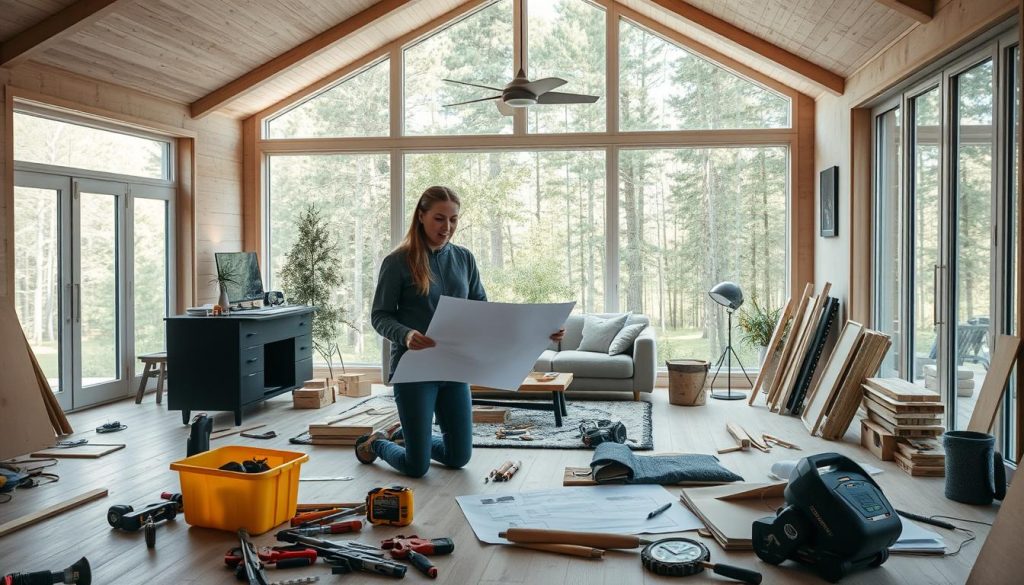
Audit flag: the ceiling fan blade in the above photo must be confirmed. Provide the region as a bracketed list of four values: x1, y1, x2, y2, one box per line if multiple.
[442, 79, 505, 92]
[520, 77, 567, 96]
[443, 95, 502, 107]
[495, 100, 515, 116]
[536, 91, 600, 105]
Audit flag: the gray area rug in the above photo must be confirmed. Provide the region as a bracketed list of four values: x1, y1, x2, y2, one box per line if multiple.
[346, 395, 653, 450]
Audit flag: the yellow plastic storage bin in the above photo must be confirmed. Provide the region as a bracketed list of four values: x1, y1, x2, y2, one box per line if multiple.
[169, 445, 308, 534]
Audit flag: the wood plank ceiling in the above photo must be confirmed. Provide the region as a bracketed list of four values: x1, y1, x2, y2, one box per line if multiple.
[0, 0, 923, 119]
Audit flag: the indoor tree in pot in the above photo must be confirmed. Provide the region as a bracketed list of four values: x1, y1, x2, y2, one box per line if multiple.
[280, 204, 350, 379]
[737, 296, 782, 365]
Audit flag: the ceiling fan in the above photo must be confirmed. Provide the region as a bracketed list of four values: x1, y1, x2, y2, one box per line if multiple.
[441, 8, 599, 112]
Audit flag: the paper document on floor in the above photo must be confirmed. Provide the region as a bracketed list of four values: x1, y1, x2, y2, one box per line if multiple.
[456, 484, 703, 544]
[891, 519, 945, 554]
[391, 296, 575, 390]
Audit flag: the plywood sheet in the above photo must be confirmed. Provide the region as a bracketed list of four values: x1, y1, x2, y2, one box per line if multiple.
[0, 301, 57, 460]
[802, 321, 863, 434]
[748, 295, 794, 405]
[31, 443, 125, 459]
[967, 334, 1021, 433]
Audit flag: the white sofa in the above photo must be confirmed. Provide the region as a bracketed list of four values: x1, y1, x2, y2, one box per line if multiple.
[534, 313, 657, 400]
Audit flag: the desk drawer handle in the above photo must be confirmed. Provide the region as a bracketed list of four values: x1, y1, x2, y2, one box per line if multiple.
[246, 358, 258, 363]
[299, 346, 308, 351]
[298, 321, 306, 327]
[246, 332, 258, 337]
[246, 372, 258, 378]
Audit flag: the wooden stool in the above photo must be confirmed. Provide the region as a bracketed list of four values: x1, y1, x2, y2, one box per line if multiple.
[135, 352, 168, 404]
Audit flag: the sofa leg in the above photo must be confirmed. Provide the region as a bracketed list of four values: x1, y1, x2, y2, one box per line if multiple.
[633, 391, 640, 401]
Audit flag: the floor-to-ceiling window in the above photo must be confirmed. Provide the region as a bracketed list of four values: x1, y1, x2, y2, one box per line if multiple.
[261, 0, 796, 370]
[872, 29, 1018, 457]
[13, 109, 174, 410]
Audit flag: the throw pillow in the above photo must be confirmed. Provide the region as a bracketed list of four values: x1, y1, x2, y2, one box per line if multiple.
[578, 313, 629, 353]
[608, 323, 645, 356]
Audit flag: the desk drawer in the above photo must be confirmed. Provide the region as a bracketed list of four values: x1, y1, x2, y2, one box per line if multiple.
[295, 357, 313, 385]
[239, 314, 312, 347]
[241, 370, 264, 404]
[241, 346, 263, 376]
[295, 335, 312, 360]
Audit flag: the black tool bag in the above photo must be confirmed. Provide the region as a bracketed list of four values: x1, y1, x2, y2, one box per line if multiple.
[579, 419, 628, 448]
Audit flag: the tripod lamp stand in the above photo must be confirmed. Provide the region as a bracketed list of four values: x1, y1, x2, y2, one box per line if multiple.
[708, 281, 755, 400]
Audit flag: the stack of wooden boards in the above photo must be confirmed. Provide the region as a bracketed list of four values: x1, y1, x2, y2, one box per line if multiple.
[860, 377, 945, 476]
[293, 378, 337, 409]
[306, 405, 399, 445]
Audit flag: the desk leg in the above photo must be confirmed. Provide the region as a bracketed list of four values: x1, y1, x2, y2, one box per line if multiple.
[552, 392, 563, 427]
[182, 409, 191, 425]
[558, 392, 568, 416]
[234, 410, 243, 426]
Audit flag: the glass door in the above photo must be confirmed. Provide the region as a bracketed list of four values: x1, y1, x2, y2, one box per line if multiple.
[73, 178, 129, 405]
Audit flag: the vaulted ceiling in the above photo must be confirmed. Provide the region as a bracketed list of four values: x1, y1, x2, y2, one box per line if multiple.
[0, 0, 928, 119]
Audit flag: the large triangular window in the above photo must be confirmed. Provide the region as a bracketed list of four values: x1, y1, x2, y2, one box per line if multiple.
[266, 59, 389, 139]
[619, 19, 790, 131]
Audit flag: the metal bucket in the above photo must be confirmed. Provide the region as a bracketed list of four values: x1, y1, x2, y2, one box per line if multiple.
[666, 359, 709, 406]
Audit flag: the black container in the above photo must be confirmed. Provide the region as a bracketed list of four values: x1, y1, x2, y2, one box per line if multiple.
[943, 430, 1006, 505]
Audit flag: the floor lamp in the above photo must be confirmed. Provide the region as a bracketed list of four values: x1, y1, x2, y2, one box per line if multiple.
[708, 281, 754, 400]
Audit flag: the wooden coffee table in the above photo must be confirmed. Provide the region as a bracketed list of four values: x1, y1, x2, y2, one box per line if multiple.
[471, 372, 574, 427]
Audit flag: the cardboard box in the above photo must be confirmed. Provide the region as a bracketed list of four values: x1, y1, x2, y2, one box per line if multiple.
[293, 384, 335, 409]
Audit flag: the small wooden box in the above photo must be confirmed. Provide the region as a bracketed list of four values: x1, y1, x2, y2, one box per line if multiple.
[472, 406, 508, 424]
[293, 384, 335, 409]
[860, 418, 896, 461]
[345, 380, 372, 398]
[337, 373, 365, 397]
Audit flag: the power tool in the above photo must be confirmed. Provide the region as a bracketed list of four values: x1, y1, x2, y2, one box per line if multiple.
[186, 413, 212, 456]
[3, 557, 90, 585]
[381, 535, 454, 579]
[107, 500, 178, 548]
[578, 419, 627, 447]
[752, 453, 902, 582]
[366, 486, 413, 527]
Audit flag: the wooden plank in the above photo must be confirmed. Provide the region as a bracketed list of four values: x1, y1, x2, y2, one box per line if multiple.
[210, 424, 266, 441]
[0, 0, 127, 68]
[872, 0, 934, 23]
[0, 300, 57, 460]
[0, 488, 108, 537]
[777, 282, 831, 413]
[863, 386, 944, 414]
[190, 0, 414, 118]
[893, 452, 945, 477]
[31, 443, 125, 459]
[967, 334, 1022, 433]
[802, 322, 864, 435]
[863, 377, 940, 402]
[748, 296, 794, 405]
[646, 0, 845, 95]
[968, 449, 1024, 583]
[766, 284, 814, 409]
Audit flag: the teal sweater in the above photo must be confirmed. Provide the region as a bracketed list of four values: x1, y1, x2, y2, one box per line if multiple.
[371, 243, 487, 379]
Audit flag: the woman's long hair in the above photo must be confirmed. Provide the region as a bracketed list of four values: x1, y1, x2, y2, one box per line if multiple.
[399, 186, 461, 296]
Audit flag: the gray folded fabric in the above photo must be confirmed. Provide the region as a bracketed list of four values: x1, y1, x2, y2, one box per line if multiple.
[590, 442, 743, 484]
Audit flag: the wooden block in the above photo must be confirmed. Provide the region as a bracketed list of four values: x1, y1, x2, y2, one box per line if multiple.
[896, 438, 945, 464]
[294, 385, 335, 409]
[31, 443, 125, 459]
[864, 377, 940, 402]
[860, 418, 895, 461]
[894, 452, 945, 477]
[473, 406, 508, 423]
[865, 411, 945, 437]
[862, 397, 942, 427]
[303, 378, 329, 389]
[346, 380, 372, 397]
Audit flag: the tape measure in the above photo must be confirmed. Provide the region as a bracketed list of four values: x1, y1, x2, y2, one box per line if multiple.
[366, 486, 414, 527]
[641, 538, 762, 583]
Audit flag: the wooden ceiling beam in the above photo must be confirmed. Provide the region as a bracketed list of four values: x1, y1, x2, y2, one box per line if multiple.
[0, 0, 126, 68]
[190, 0, 414, 119]
[647, 0, 845, 95]
[872, 0, 934, 23]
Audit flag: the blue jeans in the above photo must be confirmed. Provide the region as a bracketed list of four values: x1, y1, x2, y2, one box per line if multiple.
[372, 381, 473, 478]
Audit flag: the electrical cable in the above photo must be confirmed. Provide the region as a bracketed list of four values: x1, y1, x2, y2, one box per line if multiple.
[890, 512, 992, 557]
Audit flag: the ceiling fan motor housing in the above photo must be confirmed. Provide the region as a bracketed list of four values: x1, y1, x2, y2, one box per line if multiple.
[503, 87, 537, 107]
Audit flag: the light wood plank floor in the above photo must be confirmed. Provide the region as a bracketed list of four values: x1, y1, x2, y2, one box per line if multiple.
[0, 387, 999, 584]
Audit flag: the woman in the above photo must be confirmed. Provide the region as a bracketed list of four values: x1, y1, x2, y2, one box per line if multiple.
[362, 185, 563, 478]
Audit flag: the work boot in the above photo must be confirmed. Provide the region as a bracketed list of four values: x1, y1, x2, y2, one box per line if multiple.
[386, 423, 404, 445]
[354, 430, 386, 464]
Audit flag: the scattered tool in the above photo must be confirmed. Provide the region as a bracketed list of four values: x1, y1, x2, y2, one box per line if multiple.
[225, 544, 318, 573]
[485, 460, 522, 483]
[298, 476, 354, 482]
[186, 413, 212, 456]
[381, 535, 455, 578]
[2, 557, 90, 585]
[160, 492, 183, 511]
[290, 507, 345, 526]
[95, 421, 127, 434]
[107, 500, 178, 548]
[500, 528, 655, 549]
[294, 504, 365, 529]
[296, 502, 363, 512]
[366, 486, 414, 527]
[495, 424, 534, 440]
[642, 538, 762, 583]
[240, 430, 277, 440]
[55, 439, 88, 448]
[761, 434, 800, 450]
[289, 520, 363, 536]
[275, 531, 407, 578]
[236, 528, 268, 585]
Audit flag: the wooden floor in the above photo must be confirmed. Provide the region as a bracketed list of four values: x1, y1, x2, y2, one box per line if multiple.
[0, 386, 999, 584]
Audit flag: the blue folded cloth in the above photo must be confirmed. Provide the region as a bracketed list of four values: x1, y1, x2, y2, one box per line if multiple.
[590, 442, 743, 484]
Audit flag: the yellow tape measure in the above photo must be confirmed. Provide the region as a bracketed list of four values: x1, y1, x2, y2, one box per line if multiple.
[366, 486, 414, 526]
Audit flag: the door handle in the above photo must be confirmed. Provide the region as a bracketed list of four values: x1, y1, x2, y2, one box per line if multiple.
[75, 283, 81, 323]
[66, 283, 73, 323]
[933, 265, 943, 326]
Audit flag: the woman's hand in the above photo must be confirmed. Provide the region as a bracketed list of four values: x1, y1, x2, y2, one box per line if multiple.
[405, 330, 436, 350]
[550, 328, 566, 343]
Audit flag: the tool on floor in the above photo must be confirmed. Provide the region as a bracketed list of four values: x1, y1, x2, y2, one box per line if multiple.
[366, 486, 414, 527]
[159, 492, 183, 511]
[290, 507, 345, 526]
[579, 419, 628, 447]
[55, 439, 88, 448]
[289, 520, 363, 536]
[225, 544, 318, 573]
[501, 528, 655, 549]
[275, 531, 407, 578]
[294, 504, 366, 529]
[752, 453, 900, 582]
[485, 460, 522, 483]
[95, 421, 127, 434]
[641, 538, 762, 583]
[298, 476, 354, 481]
[186, 413, 212, 456]
[2, 557, 90, 585]
[381, 536, 455, 578]
[296, 502, 363, 512]
[107, 500, 178, 548]
[761, 434, 799, 450]
[236, 528, 268, 585]
[240, 430, 277, 440]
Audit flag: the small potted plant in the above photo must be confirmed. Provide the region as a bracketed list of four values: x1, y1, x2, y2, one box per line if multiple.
[211, 263, 240, 313]
[737, 296, 781, 365]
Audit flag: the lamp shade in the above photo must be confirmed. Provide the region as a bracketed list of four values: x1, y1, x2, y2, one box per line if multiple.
[709, 281, 744, 310]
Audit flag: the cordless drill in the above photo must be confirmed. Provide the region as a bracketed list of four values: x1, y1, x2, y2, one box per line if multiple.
[2, 557, 90, 585]
[380, 535, 454, 579]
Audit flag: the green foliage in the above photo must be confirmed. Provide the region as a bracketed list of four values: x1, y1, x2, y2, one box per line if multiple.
[737, 297, 782, 349]
[280, 205, 347, 377]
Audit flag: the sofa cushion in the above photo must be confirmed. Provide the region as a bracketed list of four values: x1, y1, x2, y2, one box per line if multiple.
[533, 349, 558, 372]
[578, 313, 629, 353]
[608, 323, 646, 355]
[552, 350, 634, 379]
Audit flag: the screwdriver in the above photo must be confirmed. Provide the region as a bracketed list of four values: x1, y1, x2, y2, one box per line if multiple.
[289, 520, 363, 536]
[290, 507, 344, 526]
